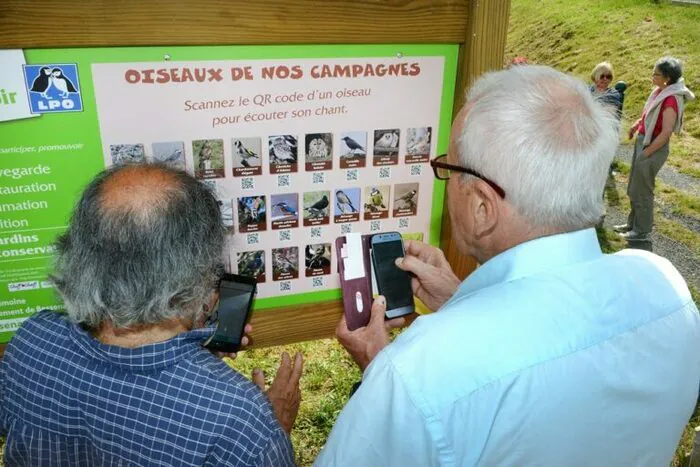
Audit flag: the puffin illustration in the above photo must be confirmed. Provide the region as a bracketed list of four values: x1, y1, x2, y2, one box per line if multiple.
[50, 68, 78, 98]
[30, 67, 53, 98]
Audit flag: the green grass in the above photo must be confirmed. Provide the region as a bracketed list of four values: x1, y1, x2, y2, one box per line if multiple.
[231, 339, 359, 466]
[657, 182, 700, 218]
[507, 0, 700, 178]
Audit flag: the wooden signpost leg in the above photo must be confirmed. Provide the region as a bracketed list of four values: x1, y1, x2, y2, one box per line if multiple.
[441, 0, 511, 281]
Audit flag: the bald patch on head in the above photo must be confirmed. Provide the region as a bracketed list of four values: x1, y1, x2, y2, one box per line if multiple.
[99, 165, 182, 220]
[535, 78, 597, 151]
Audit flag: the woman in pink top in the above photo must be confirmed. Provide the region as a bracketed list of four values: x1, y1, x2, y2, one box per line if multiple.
[615, 57, 695, 242]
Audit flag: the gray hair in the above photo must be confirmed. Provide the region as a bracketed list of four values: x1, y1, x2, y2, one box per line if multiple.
[655, 56, 683, 85]
[52, 164, 226, 329]
[461, 65, 620, 230]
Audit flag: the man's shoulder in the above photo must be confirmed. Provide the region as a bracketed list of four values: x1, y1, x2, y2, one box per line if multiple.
[177, 351, 280, 427]
[7, 310, 72, 353]
[384, 249, 695, 401]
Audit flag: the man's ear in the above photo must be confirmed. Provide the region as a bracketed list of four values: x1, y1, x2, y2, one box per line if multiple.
[469, 179, 500, 239]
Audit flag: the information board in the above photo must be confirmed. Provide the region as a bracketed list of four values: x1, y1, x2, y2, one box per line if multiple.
[0, 44, 458, 343]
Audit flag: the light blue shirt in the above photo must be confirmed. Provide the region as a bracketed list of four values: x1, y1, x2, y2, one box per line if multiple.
[316, 228, 700, 466]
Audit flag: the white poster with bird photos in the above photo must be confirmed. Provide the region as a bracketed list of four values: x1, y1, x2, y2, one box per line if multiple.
[91, 51, 453, 307]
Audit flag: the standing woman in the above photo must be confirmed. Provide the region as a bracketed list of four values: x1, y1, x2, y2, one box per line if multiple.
[616, 57, 695, 241]
[590, 61, 622, 117]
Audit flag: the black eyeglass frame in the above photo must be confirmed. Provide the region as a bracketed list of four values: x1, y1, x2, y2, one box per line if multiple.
[430, 154, 506, 198]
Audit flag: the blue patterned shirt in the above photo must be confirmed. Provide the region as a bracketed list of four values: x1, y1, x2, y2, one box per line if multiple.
[0, 311, 295, 466]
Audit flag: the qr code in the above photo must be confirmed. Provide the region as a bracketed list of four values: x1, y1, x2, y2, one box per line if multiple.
[379, 167, 391, 179]
[279, 281, 292, 292]
[278, 174, 291, 188]
[340, 223, 353, 235]
[310, 227, 323, 239]
[410, 165, 422, 177]
[312, 172, 326, 185]
[370, 220, 381, 232]
[278, 229, 292, 242]
[241, 177, 255, 190]
[346, 169, 358, 182]
[398, 218, 409, 229]
[246, 233, 260, 245]
[312, 277, 324, 288]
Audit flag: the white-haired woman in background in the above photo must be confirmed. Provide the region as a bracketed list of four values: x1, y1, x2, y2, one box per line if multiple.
[616, 57, 695, 241]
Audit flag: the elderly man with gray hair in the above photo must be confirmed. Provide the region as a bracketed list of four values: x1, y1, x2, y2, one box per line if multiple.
[316, 66, 700, 466]
[0, 164, 302, 466]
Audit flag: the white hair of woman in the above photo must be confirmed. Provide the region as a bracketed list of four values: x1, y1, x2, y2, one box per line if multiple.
[460, 65, 620, 231]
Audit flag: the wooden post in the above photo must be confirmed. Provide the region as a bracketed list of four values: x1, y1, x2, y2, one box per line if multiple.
[441, 0, 511, 280]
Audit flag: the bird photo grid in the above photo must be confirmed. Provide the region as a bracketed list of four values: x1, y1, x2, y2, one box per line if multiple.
[93, 53, 452, 303]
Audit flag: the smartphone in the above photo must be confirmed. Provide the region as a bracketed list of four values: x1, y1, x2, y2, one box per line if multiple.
[203, 273, 257, 353]
[370, 232, 415, 319]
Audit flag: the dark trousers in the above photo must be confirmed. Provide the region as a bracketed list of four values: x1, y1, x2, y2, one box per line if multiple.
[626, 134, 669, 235]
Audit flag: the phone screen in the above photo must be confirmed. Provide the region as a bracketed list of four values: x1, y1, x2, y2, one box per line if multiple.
[216, 279, 255, 346]
[372, 239, 413, 311]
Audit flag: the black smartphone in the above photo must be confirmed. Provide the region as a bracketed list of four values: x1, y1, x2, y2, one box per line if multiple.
[370, 232, 415, 319]
[203, 273, 257, 353]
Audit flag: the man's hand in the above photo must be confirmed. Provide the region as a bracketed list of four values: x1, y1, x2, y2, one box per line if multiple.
[253, 352, 303, 434]
[336, 296, 406, 372]
[394, 240, 460, 312]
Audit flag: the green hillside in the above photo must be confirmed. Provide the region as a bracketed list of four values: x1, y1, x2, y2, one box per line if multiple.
[507, 0, 700, 177]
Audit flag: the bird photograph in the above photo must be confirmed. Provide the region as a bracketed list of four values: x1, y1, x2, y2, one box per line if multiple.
[306, 243, 331, 270]
[273, 247, 299, 277]
[374, 129, 400, 154]
[394, 185, 419, 211]
[238, 195, 266, 229]
[237, 251, 265, 280]
[364, 186, 389, 213]
[269, 135, 298, 165]
[271, 193, 299, 221]
[303, 192, 330, 219]
[340, 132, 367, 163]
[406, 127, 432, 156]
[152, 142, 185, 170]
[335, 188, 359, 215]
[193, 139, 224, 176]
[232, 138, 261, 169]
[110, 144, 145, 165]
[305, 133, 332, 163]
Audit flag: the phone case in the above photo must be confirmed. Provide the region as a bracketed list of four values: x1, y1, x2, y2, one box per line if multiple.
[336, 234, 373, 331]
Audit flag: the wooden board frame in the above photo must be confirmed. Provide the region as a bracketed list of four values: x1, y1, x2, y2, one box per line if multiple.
[0, 0, 510, 354]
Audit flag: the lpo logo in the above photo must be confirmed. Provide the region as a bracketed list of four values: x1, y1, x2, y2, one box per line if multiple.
[22, 64, 83, 114]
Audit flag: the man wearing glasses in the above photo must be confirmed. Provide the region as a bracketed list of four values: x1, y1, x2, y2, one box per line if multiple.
[316, 65, 700, 466]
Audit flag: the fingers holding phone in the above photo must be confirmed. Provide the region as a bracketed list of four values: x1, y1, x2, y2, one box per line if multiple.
[253, 352, 304, 434]
[336, 296, 404, 371]
[395, 241, 460, 312]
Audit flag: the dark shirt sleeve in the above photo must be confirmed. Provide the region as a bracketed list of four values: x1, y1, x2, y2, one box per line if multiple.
[204, 427, 295, 467]
[253, 431, 296, 467]
[0, 352, 6, 435]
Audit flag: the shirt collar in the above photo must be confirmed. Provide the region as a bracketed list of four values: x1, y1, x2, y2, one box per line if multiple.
[70, 322, 215, 372]
[448, 228, 602, 303]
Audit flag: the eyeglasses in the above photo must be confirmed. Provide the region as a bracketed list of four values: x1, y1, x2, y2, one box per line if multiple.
[600, 74, 613, 80]
[430, 154, 506, 198]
